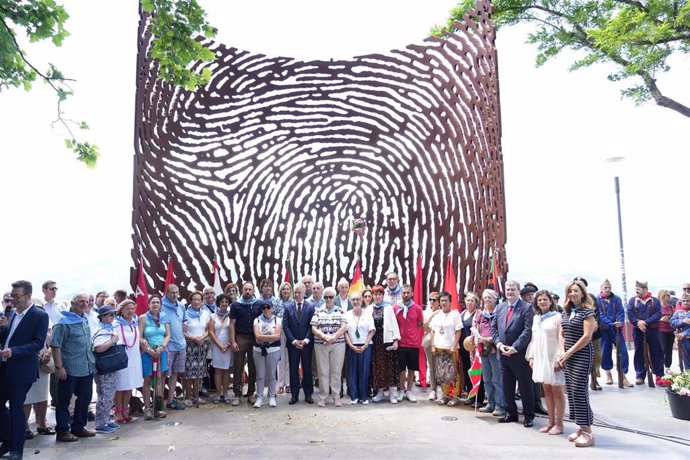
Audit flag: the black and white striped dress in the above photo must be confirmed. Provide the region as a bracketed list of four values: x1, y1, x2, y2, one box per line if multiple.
[562, 308, 595, 426]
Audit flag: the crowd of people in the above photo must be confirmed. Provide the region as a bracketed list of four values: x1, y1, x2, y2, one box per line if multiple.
[1, 274, 689, 459]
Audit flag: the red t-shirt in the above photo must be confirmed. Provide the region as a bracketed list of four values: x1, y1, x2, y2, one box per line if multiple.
[394, 302, 424, 348]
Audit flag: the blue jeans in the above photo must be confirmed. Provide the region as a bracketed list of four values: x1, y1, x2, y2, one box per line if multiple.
[346, 346, 372, 401]
[482, 351, 504, 411]
[56, 374, 93, 433]
[600, 327, 628, 373]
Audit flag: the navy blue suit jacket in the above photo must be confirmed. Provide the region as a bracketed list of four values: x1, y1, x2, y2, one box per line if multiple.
[491, 298, 534, 356]
[0, 305, 49, 386]
[282, 300, 315, 344]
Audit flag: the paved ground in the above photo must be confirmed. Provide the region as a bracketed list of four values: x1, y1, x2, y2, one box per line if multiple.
[23, 351, 689, 459]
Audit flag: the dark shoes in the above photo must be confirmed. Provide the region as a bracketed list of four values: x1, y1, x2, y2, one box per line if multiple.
[305, 395, 314, 404]
[289, 396, 298, 405]
[534, 403, 548, 415]
[56, 431, 79, 442]
[166, 399, 186, 410]
[498, 415, 518, 424]
[523, 417, 534, 428]
[464, 398, 476, 406]
[36, 426, 56, 435]
[87, 411, 95, 421]
[71, 429, 96, 438]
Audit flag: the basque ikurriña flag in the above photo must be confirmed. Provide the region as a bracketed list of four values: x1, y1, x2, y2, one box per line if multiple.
[467, 353, 482, 400]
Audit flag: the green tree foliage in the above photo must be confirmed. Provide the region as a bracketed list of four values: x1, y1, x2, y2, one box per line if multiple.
[0, 0, 216, 167]
[433, 0, 690, 118]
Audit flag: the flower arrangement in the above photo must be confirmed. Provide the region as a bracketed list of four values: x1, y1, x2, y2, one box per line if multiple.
[661, 370, 690, 397]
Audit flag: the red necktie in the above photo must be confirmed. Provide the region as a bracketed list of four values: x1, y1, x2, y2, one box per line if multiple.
[505, 305, 513, 326]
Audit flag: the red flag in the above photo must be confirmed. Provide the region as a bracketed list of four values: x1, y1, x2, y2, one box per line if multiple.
[283, 259, 294, 291]
[212, 258, 222, 295]
[444, 255, 461, 311]
[349, 259, 365, 296]
[164, 256, 175, 292]
[413, 254, 427, 388]
[135, 258, 149, 316]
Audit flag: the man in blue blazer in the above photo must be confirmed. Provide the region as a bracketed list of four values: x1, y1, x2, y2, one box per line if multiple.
[491, 280, 536, 427]
[282, 282, 316, 404]
[0, 280, 49, 460]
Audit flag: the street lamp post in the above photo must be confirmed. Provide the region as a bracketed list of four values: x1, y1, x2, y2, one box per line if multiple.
[605, 156, 631, 348]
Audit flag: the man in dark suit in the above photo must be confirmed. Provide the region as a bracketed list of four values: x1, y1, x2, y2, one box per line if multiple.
[282, 282, 316, 404]
[491, 280, 536, 427]
[0, 280, 49, 460]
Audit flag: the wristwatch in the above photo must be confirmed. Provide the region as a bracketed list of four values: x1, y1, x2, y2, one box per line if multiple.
[55, 364, 62, 369]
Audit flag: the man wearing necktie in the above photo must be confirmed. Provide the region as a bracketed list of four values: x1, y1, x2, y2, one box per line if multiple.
[491, 280, 536, 427]
[0, 280, 49, 460]
[282, 283, 316, 404]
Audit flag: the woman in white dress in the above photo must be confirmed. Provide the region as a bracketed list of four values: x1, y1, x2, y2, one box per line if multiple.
[114, 299, 144, 423]
[526, 290, 566, 435]
[23, 309, 55, 437]
[208, 293, 232, 403]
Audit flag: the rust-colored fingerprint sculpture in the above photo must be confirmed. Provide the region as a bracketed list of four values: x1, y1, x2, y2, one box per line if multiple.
[130, 0, 507, 298]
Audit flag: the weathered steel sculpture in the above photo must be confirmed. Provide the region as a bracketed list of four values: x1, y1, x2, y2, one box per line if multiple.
[130, 0, 507, 297]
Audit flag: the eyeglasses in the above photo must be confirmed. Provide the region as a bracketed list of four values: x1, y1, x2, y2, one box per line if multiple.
[683, 287, 690, 291]
[261, 305, 272, 310]
[429, 298, 439, 302]
[47, 287, 58, 291]
[10, 293, 26, 299]
[323, 295, 335, 299]
[2, 299, 11, 304]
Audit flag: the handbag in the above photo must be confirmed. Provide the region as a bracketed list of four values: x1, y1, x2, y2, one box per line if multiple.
[39, 348, 55, 374]
[92, 330, 129, 374]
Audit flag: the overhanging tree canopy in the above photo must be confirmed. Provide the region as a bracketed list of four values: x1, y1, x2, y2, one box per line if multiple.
[435, 0, 690, 118]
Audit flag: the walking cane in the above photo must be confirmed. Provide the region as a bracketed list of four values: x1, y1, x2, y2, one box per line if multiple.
[197, 342, 202, 408]
[616, 329, 624, 389]
[642, 330, 655, 388]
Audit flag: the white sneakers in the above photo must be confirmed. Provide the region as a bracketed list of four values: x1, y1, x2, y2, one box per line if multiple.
[253, 397, 263, 408]
[269, 397, 277, 407]
[395, 392, 404, 403]
[350, 398, 359, 405]
[428, 390, 436, 400]
[406, 392, 418, 403]
[372, 390, 386, 402]
[389, 392, 398, 404]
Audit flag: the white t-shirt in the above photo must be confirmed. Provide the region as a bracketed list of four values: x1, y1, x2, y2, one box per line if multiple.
[185, 309, 210, 336]
[430, 309, 462, 349]
[345, 309, 375, 345]
[253, 315, 282, 354]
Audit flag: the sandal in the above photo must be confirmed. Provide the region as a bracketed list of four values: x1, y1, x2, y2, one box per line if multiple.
[446, 398, 460, 406]
[568, 428, 583, 442]
[548, 426, 564, 435]
[285, 387, 291, 393]
[317, 398, 326, 407]
[575, 431, 595, 447]
[36, 426, 56, 435]
[539, 425, 554, 433]
[277, 387, 284, 395]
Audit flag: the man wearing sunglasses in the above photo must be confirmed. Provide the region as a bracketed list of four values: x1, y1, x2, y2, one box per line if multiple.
[0, 280, 49, 459]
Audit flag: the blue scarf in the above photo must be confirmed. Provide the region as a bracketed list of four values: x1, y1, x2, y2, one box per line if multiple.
[373, 301, 389, 309]
[204, 302, 216, 313]
[483, 309, 496, 320]
[540, 310, 558, 322]
[187, 306, 202, 320]
[400, 300, 414, 319]
[98, 322, 114, 331]
[115, 315, 137, 327]
[385, 285, 402, 298]
[216, 309, 230, 318]
[162, 296, 182, 315]
[146, 311, 168, 328]
[238, 295, 257, 305]
[258, 313, 274, 323]
[57, 311, 87, 325]
[261, 295, 277, 305]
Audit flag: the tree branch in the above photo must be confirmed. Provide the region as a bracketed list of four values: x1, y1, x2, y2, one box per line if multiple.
[640, 72, 690, 117]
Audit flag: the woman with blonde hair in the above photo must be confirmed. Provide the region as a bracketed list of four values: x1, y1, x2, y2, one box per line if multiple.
[276, 281, 293, 394]
[558, 280, 596, 447]
[527, 290, 565, 435]
[114, 299, 143, 423]
[208, 294, 232, 403]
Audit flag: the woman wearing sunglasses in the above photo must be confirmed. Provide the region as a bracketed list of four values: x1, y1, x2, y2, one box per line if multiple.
[252, 302, 283, 408]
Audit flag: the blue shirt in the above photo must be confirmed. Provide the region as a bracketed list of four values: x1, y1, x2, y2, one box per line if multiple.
[162, 296, 187, 351]
[51, 319, 95, 377]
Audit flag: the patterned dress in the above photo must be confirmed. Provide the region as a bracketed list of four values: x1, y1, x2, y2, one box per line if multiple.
[370, 306, 397, 389]
[561, 307, 595, 426]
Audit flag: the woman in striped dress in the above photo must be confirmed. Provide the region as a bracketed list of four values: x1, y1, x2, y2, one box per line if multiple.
[557, 280, 596, 448]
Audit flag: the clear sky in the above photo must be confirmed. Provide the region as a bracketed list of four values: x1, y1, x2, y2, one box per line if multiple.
[1, 0, 688, 301]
